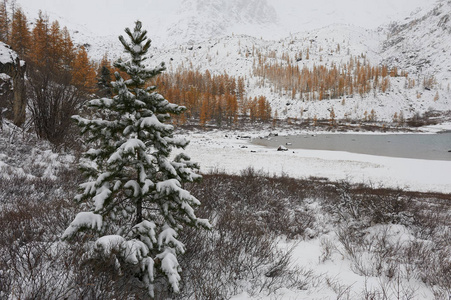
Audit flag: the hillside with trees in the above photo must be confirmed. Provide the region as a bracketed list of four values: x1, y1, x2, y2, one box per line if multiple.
[0, 6, 96, 146]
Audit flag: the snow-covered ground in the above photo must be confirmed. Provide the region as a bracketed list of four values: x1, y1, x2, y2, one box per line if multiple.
[180, 127, 451, 300]
[0, 121, 73, 181]
[176, 123, 451, 194]
[2, 121, 448, 299]
[231, 227, 441, 300]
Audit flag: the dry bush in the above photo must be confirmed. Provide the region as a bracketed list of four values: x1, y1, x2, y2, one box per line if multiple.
[0, 189, 77, 298]
[326, 180, 451, 296]
[1, 163, 449, 299]
[0, 167, 317, 299]
[27, 64, 86, 150]
[398, 194, 451, 293]
[191, 168, 316, 239]
[165, 168, 319, 299]
[325, 181, 413, 226]
[0, 172, 150, 299]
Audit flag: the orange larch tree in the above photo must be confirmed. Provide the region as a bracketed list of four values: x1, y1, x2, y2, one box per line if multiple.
[9, 7, 30, 58]
[29, 11, 50, 68]
[48, 20, 63, 67]
[71, 46, 97, 93]
[0, 1, 8, 42]
[60, 26, 75, 68]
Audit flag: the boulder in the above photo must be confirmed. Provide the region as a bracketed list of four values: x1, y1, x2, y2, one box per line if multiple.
[0, 42, 26, 127]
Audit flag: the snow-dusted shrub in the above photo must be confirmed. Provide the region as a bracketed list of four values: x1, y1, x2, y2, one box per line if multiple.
[0, 171, 153, 299]
[196, 168, 316, 238]
[326, 181, 413, 226]
[328, 182, 451, 297]
[0, 189, 76, 298]
[160, 169, 319, 299]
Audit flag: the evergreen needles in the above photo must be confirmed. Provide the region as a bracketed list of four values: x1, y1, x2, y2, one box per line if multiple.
[63, 21, 210, 296]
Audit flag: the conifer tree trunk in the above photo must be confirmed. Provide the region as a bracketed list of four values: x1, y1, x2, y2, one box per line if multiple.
[136, 197, 143, 225]
[12, 57, 26, 127]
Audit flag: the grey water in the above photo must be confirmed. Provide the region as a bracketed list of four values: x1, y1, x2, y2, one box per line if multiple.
[252, 132, 451, 161]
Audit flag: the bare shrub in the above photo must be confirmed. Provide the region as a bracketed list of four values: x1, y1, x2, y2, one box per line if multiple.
[27, 64, 86, 149]
[0, 172, 149, 299]
[325, 181, 413, 226]
[328, 180, 451, 297]
[175, 210, 280, 299]
[326, 276, 353, 300]
[192, 168, 316, 239]
[1, 156, 449, 299]
[154, 168, 320, 298]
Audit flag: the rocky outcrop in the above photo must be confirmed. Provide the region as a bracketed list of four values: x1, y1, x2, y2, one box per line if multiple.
[0, 42, 26, 127]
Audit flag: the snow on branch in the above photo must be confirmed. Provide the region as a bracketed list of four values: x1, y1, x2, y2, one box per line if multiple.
[133, 220, 157, 249]
[140, 114, 174, 132]
[93, 185, 112, 212]
[124, 180, 140, 197]
[156, 248, 182, 293]
[107, 138, 146, 164]
[62, 212, 103, 240]
[95, 235, 125, 257]
[89, 97, 114, 108]
[158, 225, 185, 254]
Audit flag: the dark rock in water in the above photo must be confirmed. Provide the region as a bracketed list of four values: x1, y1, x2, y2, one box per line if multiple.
[448, 150, 451, 153]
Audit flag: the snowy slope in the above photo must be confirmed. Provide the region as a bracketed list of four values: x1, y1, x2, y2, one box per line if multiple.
[15, 0, 451, 123]
[381, 0, 451, 85]
[268, 0, 438, 34]
[147, 17, 450, 123]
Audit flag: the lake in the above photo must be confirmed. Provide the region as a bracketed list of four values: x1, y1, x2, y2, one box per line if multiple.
[252, 132, 451, 161]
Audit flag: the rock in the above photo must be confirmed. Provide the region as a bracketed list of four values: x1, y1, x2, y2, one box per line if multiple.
[0, 42, 26, 127]
[277, 145, 288, 151]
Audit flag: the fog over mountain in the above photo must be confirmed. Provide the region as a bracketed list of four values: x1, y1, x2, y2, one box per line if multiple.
[164, 0, 278, 45]
[18, 0, 438, 45]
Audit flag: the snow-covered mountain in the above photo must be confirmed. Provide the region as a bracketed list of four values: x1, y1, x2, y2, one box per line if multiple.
[381, 0, 451, 84]
[18, 0, 438, 48]
[164, 0, 278, 46]
[16, 0, 451, 123]
[143, 0, 450, 123]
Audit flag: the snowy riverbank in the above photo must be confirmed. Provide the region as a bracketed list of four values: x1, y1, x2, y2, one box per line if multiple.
[177, 124, 451, 193]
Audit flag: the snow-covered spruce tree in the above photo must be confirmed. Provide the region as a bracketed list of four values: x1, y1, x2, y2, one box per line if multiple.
[62, 21, 210, 296]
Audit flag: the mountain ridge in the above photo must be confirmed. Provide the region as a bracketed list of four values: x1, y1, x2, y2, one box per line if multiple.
[17, 0, 451, 124]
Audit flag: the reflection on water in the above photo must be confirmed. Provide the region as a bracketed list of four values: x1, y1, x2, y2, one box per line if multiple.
[252, 132, 451, 161]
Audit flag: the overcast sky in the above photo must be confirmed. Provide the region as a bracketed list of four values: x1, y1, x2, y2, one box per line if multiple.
[17, 0, 438, 36]
[17, 0, 182, 35]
